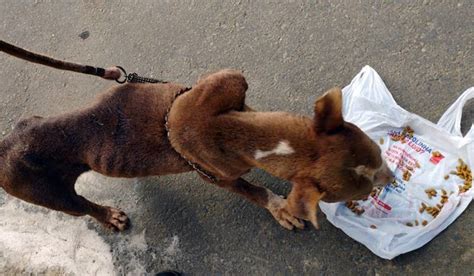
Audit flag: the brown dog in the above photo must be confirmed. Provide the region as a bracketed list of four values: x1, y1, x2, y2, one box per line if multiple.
[0, 69, 393, 231]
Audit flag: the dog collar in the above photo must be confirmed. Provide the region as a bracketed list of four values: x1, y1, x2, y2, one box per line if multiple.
[164, 87, 219, 183]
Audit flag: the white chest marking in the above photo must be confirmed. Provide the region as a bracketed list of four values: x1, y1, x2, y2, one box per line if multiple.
[254, 140, 295, 160]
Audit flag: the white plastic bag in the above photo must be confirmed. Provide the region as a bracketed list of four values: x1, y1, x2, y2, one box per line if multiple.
[319, 66, 473, 260]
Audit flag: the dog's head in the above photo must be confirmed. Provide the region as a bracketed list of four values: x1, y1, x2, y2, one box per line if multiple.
[286, 87, 393, 228]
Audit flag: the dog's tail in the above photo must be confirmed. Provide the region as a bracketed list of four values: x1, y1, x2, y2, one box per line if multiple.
[0, 40, 120, 80]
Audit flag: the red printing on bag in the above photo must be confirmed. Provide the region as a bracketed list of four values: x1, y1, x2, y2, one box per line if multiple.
[429, 151, 444, 164]
[372, 196, 392, 211]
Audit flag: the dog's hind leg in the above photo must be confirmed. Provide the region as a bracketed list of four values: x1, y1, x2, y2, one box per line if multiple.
[2, 172, 129, 231]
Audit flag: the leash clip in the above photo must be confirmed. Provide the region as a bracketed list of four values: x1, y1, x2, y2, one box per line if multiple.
[115, 66, 128, 83]
[114, 66, 167, 84]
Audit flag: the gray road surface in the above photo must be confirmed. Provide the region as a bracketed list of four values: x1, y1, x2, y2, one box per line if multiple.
[1, 1, 473, 275]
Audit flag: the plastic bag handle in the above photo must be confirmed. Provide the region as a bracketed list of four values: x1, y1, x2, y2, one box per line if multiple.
[437, 87, 474, 137]
[342, 66, 398, 118]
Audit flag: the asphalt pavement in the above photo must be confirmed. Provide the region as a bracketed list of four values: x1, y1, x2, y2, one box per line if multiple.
[0, 1, 473, 275]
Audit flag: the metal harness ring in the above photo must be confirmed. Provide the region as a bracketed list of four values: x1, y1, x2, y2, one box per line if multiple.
[115, 66, 127, 84]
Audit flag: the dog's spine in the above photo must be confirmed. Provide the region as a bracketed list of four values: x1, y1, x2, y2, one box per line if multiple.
[0, 40, 106, 77]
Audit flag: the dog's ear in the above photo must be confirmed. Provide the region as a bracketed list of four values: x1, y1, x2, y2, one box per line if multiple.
[287, 178, 326, 229]
[313, 87, 343, 133]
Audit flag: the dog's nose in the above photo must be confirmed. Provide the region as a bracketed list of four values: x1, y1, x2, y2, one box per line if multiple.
[384, 164, 395, 183]
[388, 171, 395, 184]
[374, 163, 394, 186]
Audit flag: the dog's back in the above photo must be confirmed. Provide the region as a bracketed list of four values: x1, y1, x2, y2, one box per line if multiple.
[80, 83, 192, 177]
[2, 83, 193, 182]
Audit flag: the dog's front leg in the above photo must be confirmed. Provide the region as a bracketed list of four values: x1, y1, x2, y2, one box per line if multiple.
[216, 178, 304, 230]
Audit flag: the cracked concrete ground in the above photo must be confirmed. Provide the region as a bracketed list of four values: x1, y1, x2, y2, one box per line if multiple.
[1, 1, 473, 275]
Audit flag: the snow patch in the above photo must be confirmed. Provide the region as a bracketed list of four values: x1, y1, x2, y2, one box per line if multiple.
[161, 235, 182, 267]
[0, 199, 114, 275]
[129, 229, 148, 251]
[0, 172, 182, 274]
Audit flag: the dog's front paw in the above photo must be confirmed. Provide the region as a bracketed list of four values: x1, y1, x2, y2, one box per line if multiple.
[266, 194, 304, 230]
[103, 207, 130, 231]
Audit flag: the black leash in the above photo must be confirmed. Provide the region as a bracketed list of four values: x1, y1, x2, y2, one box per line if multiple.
[0, 40, 113, 79]
[0, 40, 167, 83]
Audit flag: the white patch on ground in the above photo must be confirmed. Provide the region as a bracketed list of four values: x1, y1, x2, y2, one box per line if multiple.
[76, 173, 148, 274]
[0, 172, 183, 274]
[161, 235, 182, 267]
[0, 198, 114, 275]
[254, 140, 295, 160]
[129, 229, 148, 251]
